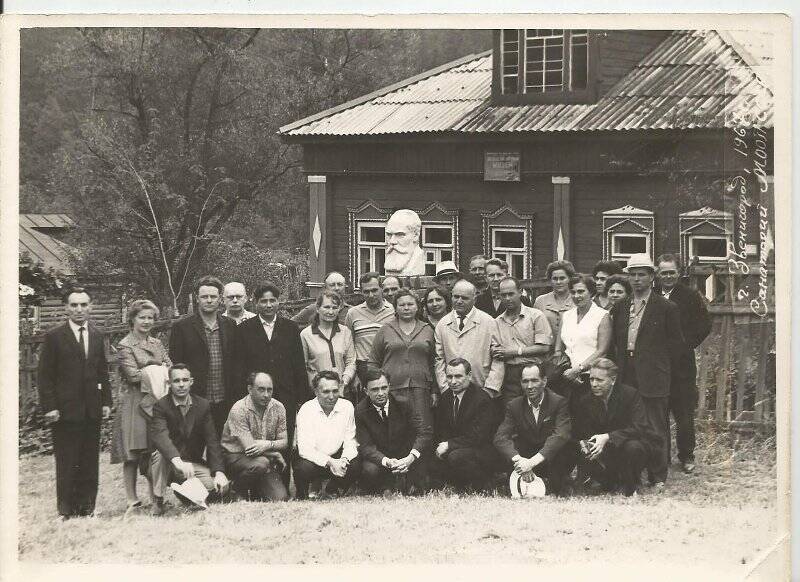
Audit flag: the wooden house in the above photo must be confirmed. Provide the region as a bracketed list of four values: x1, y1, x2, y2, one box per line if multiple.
[279, 29, 774, 299]
[19, 214, 125, 330]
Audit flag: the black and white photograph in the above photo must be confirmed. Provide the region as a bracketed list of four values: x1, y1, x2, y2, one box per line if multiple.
[2, 10, 791, 580]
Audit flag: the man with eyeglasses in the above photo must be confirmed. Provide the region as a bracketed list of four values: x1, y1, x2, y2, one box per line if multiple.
[655, 254, 711, 474]
[222, 281, 256, 325]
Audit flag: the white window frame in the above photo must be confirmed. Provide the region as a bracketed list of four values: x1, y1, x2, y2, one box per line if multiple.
[688, 234, 730, 263]
[501, 29, 520, 95]
[482, 204, 534, 279]
[421, 223, 455, 276]
[602, 205, 655, 268]
[523, 29, 566, 94]
[611, 232, 651, 266]
[679, 207, 734, 265]
[490, 226, 528, 279]
[356, 221, 387, 282]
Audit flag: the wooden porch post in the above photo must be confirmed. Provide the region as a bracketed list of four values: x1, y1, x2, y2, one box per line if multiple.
[307, 175, 328, 298]
[552, 176, 572, 261]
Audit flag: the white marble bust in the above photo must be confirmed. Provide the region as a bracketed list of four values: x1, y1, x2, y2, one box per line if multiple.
[384, 209, 426, 276]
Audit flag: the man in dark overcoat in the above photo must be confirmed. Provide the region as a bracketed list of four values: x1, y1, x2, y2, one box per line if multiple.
[236, 282, 310, 485]
[655, 253, 712, 473]
[610, 253, 684, 488]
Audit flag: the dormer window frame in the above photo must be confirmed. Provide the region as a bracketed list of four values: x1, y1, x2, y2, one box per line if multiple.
[492, 29, 599, 105]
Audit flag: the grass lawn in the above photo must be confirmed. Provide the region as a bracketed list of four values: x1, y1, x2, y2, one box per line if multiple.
[17, 430, 777, 575]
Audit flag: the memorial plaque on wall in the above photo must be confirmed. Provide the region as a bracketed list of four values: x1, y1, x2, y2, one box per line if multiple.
[484, 151, 521, 182]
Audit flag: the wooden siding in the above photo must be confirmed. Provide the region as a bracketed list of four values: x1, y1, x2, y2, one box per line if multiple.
[328, 171, 761, 278]
[303, 132, 772, 281]
[330, 174, 552, 277]
[302, 132, 744, 177]
[34, 289, 125, 330]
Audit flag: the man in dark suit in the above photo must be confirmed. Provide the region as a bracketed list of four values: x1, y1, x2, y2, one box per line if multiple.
[37, 287, 112, 520]
[571, 358, 661, 496]
[169, 275, 241, 438]
[493, 363, 573, 496]
[610, 253, 685, 488]
[236, 282, 310, 485]
[430, 358, 497, 491]
[475, 258, 531, 318]
[147, 364, 230, 515]
[356, 367, 432, 495]
[656, 254, 712, 473]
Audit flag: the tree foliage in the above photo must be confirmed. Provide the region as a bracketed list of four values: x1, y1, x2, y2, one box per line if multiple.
[20, 28, 491, 312]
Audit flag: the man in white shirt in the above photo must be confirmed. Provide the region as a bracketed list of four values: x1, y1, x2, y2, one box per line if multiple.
[294, 370, 361, 499]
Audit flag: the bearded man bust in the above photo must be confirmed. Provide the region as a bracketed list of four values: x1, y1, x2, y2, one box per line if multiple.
[384, 209, 426, 277]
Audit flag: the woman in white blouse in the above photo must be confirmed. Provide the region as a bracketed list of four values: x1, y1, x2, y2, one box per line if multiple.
[555, 274, 612, 384]
[300, 291, 357, 397]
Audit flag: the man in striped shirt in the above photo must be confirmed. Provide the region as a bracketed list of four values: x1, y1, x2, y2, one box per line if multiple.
[345, 271, 395, 390]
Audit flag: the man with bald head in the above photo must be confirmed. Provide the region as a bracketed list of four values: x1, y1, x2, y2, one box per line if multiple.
[292, 271, 352, 328]
[434, 279, 504, 403]
[223, 282, 256, 325]
[221, 371, 289, 501]
[380, 276, 402, 306]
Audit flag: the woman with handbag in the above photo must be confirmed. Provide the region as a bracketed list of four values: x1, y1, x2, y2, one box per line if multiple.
[111, 299, 171, 518]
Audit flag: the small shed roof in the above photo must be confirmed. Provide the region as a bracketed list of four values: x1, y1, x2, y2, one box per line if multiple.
[281, 29, 772, 138]
[19, 214, 76, 274]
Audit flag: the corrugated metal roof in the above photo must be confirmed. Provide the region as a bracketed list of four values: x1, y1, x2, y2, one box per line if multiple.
[19, 214, 76, 274]
[19, 214, 76, 229]
[282, 30, 773, 137]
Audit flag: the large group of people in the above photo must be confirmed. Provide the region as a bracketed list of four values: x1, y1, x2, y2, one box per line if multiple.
[38, 250, 711, 519]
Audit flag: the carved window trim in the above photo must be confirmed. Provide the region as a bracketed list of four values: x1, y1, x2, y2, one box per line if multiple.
[602, 205, 655, 268]
[679, 207, 733, 264]
[347, 201, 460, 284]
[481, 202, 534, 279]
[347, 201, 391, 286]
[418, 201, 460, 276]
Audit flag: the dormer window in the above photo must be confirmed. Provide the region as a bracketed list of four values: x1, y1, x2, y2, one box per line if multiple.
[494, 29, 595, 104]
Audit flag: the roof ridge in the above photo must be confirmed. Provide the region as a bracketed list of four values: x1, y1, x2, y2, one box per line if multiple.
[713, 29, 773, 97]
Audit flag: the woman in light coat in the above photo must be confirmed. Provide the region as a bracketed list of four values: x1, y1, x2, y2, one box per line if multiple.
[111, 299, 171, 517]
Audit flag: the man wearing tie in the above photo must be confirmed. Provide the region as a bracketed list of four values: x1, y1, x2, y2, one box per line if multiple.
[236, 283, 310, 486]
[493, 363, 572, 496]
[37, 287, 112, 520]
[430, 358, 497, 492]
[355, 367, 432, 495]
[434, 280, 505, 400]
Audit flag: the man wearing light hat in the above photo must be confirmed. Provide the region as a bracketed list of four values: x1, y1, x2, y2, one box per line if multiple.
[609, 253, 684, 490]
[434, 260, 463, 292]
